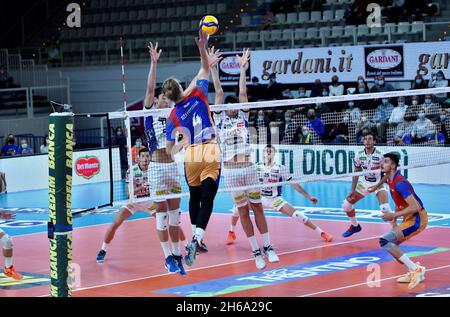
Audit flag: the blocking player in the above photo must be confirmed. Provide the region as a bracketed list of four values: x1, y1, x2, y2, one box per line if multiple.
[341, 131, 393, 237]
[375, 153, 427, 289]
[0, 210, 22, 280]
[143, 42, 186, 275]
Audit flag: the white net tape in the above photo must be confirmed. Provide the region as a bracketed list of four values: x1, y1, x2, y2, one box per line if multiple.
[109, 86, 450, 205]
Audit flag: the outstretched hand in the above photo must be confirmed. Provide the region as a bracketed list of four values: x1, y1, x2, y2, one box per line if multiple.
[237, 48, 250, 69]
[148, 41, 162, 64]
[207, 46, 223, 68]
[195, 30, 209, 48]
[309, 196, 318, 204]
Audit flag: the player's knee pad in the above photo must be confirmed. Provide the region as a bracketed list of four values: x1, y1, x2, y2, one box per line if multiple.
[379, 231, 397, 250]
[156, 212, 168, 231]
[379, 203, 392, 213]
[293, 211, 308, 224]
[342, 199, 354, 213]
[0, 234, 13, 250]
[168, 209, 181, 227]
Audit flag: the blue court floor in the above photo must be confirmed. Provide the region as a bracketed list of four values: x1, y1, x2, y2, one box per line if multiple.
[1, 179, 450, 237]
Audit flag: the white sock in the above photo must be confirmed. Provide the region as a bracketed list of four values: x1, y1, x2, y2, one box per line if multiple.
[101, 242, 109, 251]
[160, 241, 171, 258]
[399, 254, 417, 271]
[350, 217, 358, 226]
[172, 242, 181, 256]
[4, 257, 12, 268]
[315, 226, 323, 235]
[230, 225, 235, 232]
[261, 232, 271, 247]
[248, 235, 260, 252]
[194, 228, 205, 242]
[191, 224, 196, 236]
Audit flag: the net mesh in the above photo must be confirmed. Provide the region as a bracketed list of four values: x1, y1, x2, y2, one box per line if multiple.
[108, 86, 450, 204]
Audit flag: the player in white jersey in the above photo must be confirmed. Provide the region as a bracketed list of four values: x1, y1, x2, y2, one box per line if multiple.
[96, 148, 156, 262]
[341, 131, 393, 237]
[211, 48, 278, 269]
[0, 210, 23, 280]
[142, 42, 186, 275]
[257, 145, 333, 242]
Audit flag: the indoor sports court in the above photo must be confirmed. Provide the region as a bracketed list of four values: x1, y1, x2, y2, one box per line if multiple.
[1, 0, 450, 301]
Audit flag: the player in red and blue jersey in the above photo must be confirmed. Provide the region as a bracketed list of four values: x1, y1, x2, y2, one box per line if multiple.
[163, 30, 222, 267]
[377, 152, 428, 289]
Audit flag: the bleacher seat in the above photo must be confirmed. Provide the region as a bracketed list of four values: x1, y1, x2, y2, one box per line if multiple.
[146, 9, 155, 19]
[322, 10, 334, 22]
[110, 12, 120, 22]
[128, 10, 138, 21]
[132, 24, 141, 34]
[298, 11, 310, 23]
[119, 11, 129, 22]
[276, 13, 286, 24]
[236, 31, 248, 43]
[334, 9, 346, 21]
[310, 11, 322, 24]
[176, 6, 184, 17]
[369, 26, 383, 36]
[217, 3, 226, 14]
[357, 25, 369, 37]
[195, 5, 205, 16]
[282, 29, 293, 42]
[411, 21, 424, 34]
[270, 29, 282, 42]
[344, 25, 356, 37]
[241, 15, 252, 26]
[206, 4, 216, 14]
[166, 7, 176, 17]
[306, 27, 319, 39]
[170, 21, 180, 33]
[160, 22, 170, 33]
[396, 22, 410, 34]
[248, 31, 259, 42]
[384, 23, 397, 34]
[320, 27, 331, 37]
[157, 8, 166, 18]
[186, 5, 195, 16]
[331, 26, 343, 38]
[286, 12, 298, 24]
[294, 28, 306, 41]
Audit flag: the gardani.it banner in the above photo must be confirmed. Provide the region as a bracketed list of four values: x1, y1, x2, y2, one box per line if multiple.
[250, 41, 450, 84]
[217, 51, 251, 86]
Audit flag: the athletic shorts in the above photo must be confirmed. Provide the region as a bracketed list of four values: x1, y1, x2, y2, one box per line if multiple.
[148, 161, 182, 202]
[223, 164, 261, 208]
[399, 209, 428, 241]
[261, 196, 288, 212]
[123, 201, 155, 215]
[356, 179, 388, 197]
[184, 142, 221, 187]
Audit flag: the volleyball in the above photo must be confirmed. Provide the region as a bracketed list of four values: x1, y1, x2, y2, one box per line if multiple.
[199, 15, 219, 35]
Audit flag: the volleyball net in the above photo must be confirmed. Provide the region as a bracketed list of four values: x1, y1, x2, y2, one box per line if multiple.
[83, 86, 450, 208]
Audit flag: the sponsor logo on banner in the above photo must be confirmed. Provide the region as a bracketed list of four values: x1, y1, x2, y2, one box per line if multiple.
[218, 52, 251, 85]
[75, 156, 100, 179]
[365, 46, 404, 77]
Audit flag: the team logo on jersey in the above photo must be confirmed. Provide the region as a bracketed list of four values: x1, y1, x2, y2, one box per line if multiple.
[75, 156, 100, 179]
[237, 122, 244, 128]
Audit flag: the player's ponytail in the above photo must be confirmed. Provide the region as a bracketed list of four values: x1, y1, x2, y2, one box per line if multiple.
[162, 78, 182, 103]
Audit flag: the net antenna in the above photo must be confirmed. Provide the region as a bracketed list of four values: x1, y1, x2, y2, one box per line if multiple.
[119, 36, 135, 202]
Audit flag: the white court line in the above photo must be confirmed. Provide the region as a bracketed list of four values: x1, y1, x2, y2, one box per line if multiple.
[36, 234, 381, 297]
[299, 264, 450, 297]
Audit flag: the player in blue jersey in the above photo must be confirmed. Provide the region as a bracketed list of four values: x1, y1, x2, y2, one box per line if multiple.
[372, 153, 428, 289]
[142, 42, 186, 275]
[164, 31, 223, 267]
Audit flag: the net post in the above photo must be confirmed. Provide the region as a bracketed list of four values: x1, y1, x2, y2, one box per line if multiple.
[124, 115, 135, 201]
[106, 113, 114, 206]
[48, 112, 74, 297]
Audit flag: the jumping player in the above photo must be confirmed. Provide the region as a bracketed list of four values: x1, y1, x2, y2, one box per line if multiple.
[211, 48, 279, 269]
[0, 210, 22, 280]
[341, 131, 393, 237]
[376, 153, 427, 289]
[257, 145, 333, 242]
[164, 30, 222, 267]
[143, 42, 186, 275]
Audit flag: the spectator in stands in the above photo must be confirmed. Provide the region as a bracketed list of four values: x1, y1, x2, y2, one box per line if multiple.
[422, 94, 441, 122]
[0, 65, 13, 89]
[411, 112, 432, 143]
[384, 0, 407, 23]
[298, 87, 307, 98]
[248, 76, 264, 102]
[329, 116, 350, 144]
[404, 0, 430, 21]
[428, 71, 448, 104]
[356, 80, 368, 95]
[40, 135, 49, 154]
[113, 126, 127, 174]
[356, 117, 377, 142]
[310, 79, 327, 97]
[347, 100, 361, 125]
[131, 138, 145, 164]
[293, 125, 314, 145]
[345, 0, 373, 25]
[388, 96, 407, 126]
[254, 109, 271, 144]
[265, 73, 283, 100]
[392, 129, 413, 145]
[1, 134, 20, 157]
[280, 110, 295, 143]
[404, 95, 422, 121]
[282, 88, 294, 99]
[373, 98, 395, 141]
[306, 108, 325, 137]
[411, 74, 427, 90]
[329, 75, 344, 96]
[314, 102, 331, 117]
[371, 75, 395, 93]
[357, 127, 371, 143]
[426, 123, 446, 145]
[18, 139, 33, 155]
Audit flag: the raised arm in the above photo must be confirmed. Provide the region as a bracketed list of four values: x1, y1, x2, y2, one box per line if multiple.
[237, 48, 250, 103]
[208, 46, 224, 105]
[144, 42, 162, 109]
